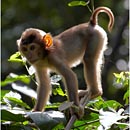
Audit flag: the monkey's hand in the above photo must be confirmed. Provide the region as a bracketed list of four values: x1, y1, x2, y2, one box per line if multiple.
[70, 104, 84, 119]
[59, 102, 84, 119]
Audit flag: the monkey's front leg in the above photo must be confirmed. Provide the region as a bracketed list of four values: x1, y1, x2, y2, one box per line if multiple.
[33, 68, 51, 111]
[58, 64, 84, 118]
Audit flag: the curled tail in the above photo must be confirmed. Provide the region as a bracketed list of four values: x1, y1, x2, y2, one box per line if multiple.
[90, 7, 114, 32]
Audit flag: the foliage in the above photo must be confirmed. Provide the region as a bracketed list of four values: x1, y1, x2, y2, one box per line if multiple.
[8, 51, 24, 63]
[68, 1, 89, 7]
[3, 91, 30, 109]
[1, 73, 30, 87]
[1, 0, 129, 130]
[1, 51, 129, 130]
[113, 72, 130, 104]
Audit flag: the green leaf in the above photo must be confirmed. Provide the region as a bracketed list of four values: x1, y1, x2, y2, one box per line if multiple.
[87, 97, 122, 110]
[52, 123, 65, 130]
[68, 1, 87, 7]
[9, 51, 21, 59]
[117, 123, 129, 129]
[8, 59, 23, 63]
[52, 86, 66, 96]
[46, 103, 61, 109]
[8, 52, 24, 63]
[113, 72, 123, 79]
[74, 113, 99, 129]
[87, 96, 104, 110]
[23, 120, 29, 125]
[1, 73, 30, 86]
[55, 86, 66, 96]
[5, 97, 30, 109]
[123, 89, 129, 104]
[28, 111, 66, 130]
[4, 125, 33, 130]
[86, 113, 99, 121]
[1, 90, 10, 100]
[104, 100, 122, 109]
[3, 91, 30, 109]
[1, 109, 26, 122]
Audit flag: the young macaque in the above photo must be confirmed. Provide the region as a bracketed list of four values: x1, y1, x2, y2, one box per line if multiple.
[17, 7, 114, 118]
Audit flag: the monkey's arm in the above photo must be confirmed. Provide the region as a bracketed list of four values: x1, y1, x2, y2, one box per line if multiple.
[33, 68, 51, 111]
[48, 54, 84, 118]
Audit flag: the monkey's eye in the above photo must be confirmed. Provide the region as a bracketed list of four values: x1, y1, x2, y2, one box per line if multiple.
[22, 47, 27, 52]
[30, 45, 35, 51]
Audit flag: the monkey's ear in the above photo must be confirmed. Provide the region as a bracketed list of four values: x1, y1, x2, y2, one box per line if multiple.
[42, 33, 53, 49]
[17, 39, 20, 46]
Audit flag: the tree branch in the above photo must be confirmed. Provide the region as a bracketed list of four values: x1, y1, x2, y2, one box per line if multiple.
[65, 94, 91, 130]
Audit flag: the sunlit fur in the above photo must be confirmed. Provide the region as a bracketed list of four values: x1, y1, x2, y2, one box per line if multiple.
[17, 7, 114, 118]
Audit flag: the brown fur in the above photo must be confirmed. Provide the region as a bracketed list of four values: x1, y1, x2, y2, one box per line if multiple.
[17, 7, 114, 118]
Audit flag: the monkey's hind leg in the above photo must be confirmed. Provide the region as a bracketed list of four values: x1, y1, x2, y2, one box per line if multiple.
[83, 57, 103, 99]
[78, 59, 103, 99]
[80, 32, 107, 99]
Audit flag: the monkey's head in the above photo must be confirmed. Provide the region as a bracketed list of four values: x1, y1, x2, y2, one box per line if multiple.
[17, 28, 53, 64]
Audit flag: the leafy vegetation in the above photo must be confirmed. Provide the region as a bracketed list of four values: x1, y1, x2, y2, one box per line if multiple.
[1, 49, 129, 130]
[1, 0, 129, 130]
[68, 1, 89, 7]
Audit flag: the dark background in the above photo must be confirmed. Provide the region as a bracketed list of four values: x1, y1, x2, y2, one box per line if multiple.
[1, 0, 129, 103]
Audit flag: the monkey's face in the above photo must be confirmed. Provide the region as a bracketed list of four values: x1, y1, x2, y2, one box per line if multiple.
[18, 43, 44, 64]
[17, 28, 48, 64]
[17, 28, 53, 64]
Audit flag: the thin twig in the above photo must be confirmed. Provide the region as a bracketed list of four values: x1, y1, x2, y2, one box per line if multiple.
[24, 63, 38, 86]
[65, 115, 77, 130]
[90, 0, 94, 12]
[65, 94, 91, 130]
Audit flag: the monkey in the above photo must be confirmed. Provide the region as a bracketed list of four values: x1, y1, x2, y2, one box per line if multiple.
[17, 7, 114, 118]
